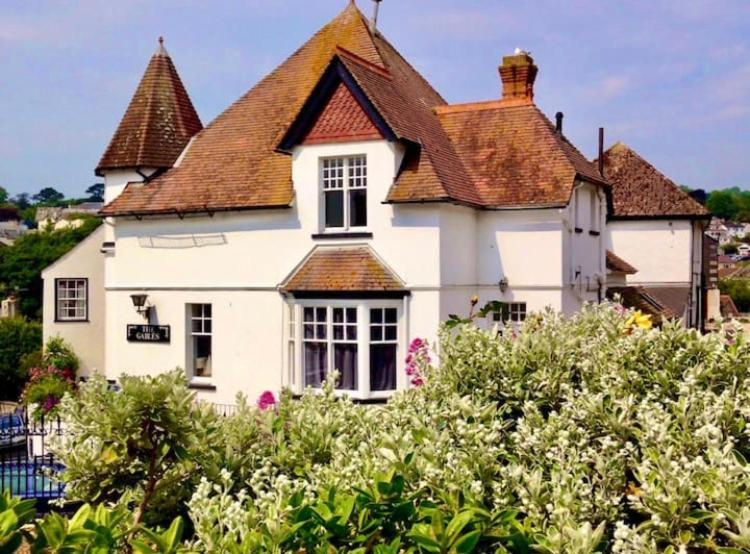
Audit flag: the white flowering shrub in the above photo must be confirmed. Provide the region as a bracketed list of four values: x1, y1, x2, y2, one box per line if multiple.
[54, 302, 750, 553]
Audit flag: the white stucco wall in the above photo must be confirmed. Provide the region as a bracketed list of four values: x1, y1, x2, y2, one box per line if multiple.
[606, 220, 695, 285]
[42, 226, 106, 376]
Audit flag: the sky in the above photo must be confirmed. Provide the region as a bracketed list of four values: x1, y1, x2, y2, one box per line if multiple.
[1, 0, 749, 198]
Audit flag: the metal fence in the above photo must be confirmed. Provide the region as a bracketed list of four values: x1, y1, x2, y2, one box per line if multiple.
[0, 406, 65, 508]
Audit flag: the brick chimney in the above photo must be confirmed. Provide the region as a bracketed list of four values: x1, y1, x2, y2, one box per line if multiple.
[499, 49, 538, 103]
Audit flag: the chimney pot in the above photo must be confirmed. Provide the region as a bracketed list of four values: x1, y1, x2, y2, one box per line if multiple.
[555, 112, 564, 133]
[499, 50, 538, 103]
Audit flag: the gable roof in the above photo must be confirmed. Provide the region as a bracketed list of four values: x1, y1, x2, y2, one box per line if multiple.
[598, 142, 708, 219]
[281, 245, 405, 294]
[607, 285, 680, 325]
[100, 3, 607, 217]
[101, 3, 482, 217]
[96, 40, 203, 176]
[437, 101, 607, 208]
[606, 250, 637, 275]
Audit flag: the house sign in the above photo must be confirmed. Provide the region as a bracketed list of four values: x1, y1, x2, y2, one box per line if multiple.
[127, 324, 171, 343]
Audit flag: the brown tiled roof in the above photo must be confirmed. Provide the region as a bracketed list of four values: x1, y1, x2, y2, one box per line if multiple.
[436, 101, 607, 208]
[606, 250, 637, 274]
[281, 246, 404, 292]
[720, 294, 740, 318]
[302, 81, 383, 145]
[607, 286, 679, 325]
[96, 41, 202, 176]
[101, 3, 482, 217]
[598, 142, 708, 218]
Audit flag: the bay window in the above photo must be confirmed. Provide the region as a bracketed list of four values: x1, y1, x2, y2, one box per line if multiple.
[322, 155, 367, 230]
[288, 301, 401, 399]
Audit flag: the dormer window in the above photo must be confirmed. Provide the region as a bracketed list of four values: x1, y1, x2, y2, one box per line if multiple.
[322, 156, 367, 230]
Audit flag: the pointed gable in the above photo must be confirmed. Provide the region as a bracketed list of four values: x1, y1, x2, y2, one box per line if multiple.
[599, 142, 708, 219]
[302, 82, 383, 144]
[96, 40, 202, 175]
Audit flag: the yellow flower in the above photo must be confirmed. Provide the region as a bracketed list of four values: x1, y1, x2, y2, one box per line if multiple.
[624, 310, 652, 333]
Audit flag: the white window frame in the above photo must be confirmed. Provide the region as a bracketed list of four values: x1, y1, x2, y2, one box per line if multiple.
[490, 302, 528, 324]
[286, 299, 403, 400]
[590, 189, 601, 233]
[187, 303, 212, 381]
[55, 278, 88, 322]
[320, 155, 368, 232]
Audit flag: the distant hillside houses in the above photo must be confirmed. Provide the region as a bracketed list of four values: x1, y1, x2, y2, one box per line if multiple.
[0, 206, 27, 246]
[707, 218, 750, 245]
[36, 202, 104, 230]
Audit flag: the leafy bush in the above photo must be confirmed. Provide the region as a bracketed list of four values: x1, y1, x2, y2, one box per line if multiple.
[52, 370, 220, 528]
[720, 278, 750, 312]
[0, 317, 42, 400]
[21, 336, 79, 418]
[47, 302, 750, 552]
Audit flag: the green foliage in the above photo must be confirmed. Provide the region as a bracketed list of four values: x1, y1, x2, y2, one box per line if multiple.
[25, 303, 750, 552]
[32, 187, 64, 205]
[53, 370, 219, 528]
[0, 317, 42, 400]
[44, 336, 79, 374]
[724, 243, 740, 255]
[705, 187, 750, 221]
[0, 491, 35, 554]
[0, 187, 8, 205]
[85, 184, 104, 203]
[720, 278, 750, 312]
[0, 216, 100, 318]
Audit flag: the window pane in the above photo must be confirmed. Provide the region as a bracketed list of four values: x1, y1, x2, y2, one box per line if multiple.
[370, 344, 396, 391]
[316, 307, 327, 321]
[194, 336, 212, 377]
[316, 324, 327, 339]
[385, 309, 397, 323]
[370, 309, 382, 324]
[304, 308, 314, 322]
[349, 189, 367, 227]
[303, 324, 314, 339]
[333, 324, 344, 341]
[370, 326, 382, 341]
[192, 319, 203, 333]
[333, 308, 344, 323]
[192, 304, 203, 317]
[385, 325, 397, 341]
[346, 326, 357, 341]
[346, 308, 356, 322]
[334, 344, 358, 390]
[325, 190, 344, 228]
[304, 343, 327, 388]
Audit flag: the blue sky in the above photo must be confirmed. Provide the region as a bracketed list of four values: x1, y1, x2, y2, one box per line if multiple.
[1, 0, 748, 198]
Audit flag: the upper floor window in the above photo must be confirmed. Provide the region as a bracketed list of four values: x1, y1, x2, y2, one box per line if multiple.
[590, 190, 600, 233]
[322, 156, 367, 230]
[55, 278, 88, 321]
[188, 303, 212, 379]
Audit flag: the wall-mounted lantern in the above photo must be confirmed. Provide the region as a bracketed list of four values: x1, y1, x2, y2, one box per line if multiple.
[498, 277, 509, 293]
[130, 293, 151, 321]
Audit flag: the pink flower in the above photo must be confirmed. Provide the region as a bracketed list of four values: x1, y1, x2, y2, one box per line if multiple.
[256, 391, 277, 411]
[405, 364, 417, 376]
[42, 396, 59, 413]
[404, 354, 413, 365]
[411, 376, 424, 387]
[408, 338, 424, 353]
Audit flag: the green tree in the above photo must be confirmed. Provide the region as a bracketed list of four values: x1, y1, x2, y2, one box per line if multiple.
[0, 186, 8, 204]
[0, 318, 42, 400]
[724, 243, 739, 255]
[32, 186, 65, 205]
[0, 216, 101, 318]
[12, 192, 30, 210]
[720, 278, 750, 312]
[86, 183, 104, 202]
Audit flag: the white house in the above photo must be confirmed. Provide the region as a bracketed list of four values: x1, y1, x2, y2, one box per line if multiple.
[599, 142, 712, 328]
[43, 3, 610, 403]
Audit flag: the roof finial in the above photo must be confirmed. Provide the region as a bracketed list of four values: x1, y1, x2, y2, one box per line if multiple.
[155, 36, 168, 57]
[370, 0, 383, 33]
